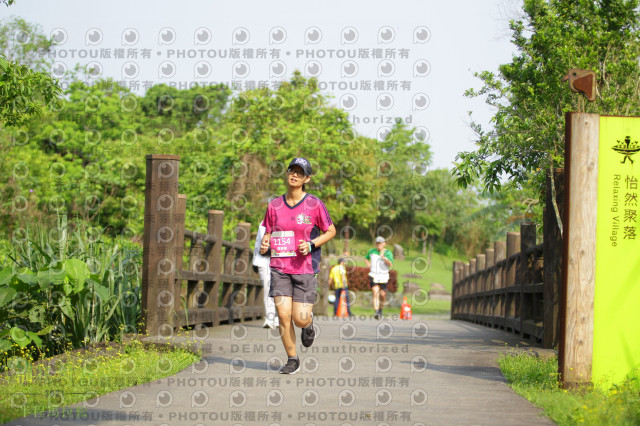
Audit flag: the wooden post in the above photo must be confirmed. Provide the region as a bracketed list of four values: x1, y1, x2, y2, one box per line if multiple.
[506, 233, 520, 287]
[476, 254, 486, 290]
[451, 261, 460, 319]
[189, 241, 205, 293]
[463, 263, 469, 297]
[485, 250, 494, 291]
[186, 240, 205, 326]
[544, 168, 564, 349]
[463, 263, 470, 316]
[456, 261, 465, 318]
[234, 222, 252, 321]
[505, 232, 520, 330]
[485, 248, 495, 325]
[469, 258, 476, 285]
[494, 241, 506, 288]
[206, 210, 224, 326]
[494, 241, 506, 327]
[141, 154, 180, 336]
[221, 225, 240, 322]
[457, 261, 464, 315]
[469, 258, 477, 316]
[519, 223, 537, 336]
[174, 194, 186, 320]
[559, 112, 599, 387]
[476, 254, 486, 321]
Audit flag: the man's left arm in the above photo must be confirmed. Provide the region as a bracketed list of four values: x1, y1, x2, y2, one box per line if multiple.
[311, 201, 336, 248]
[310, 224, 335, 247]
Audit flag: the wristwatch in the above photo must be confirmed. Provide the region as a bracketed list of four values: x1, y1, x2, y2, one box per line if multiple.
[309, 241, 316, 251]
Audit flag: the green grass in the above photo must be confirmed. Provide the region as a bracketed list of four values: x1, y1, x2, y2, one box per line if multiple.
[499, 349, 640, 425]
[328, 240, 461, 317]
[0, 339, 200, 424]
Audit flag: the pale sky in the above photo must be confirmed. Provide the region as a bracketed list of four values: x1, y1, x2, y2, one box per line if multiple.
[3, 0, 521, 170]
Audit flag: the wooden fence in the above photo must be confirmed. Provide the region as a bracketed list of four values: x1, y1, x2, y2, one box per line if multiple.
[140, 154, 267, 336]
[451, 170, 564, 349]
[140, 154, 330, 336]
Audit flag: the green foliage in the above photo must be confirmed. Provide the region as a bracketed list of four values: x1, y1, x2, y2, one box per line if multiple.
[0, 77, 232, 236]
[371, 121, 536, 257]
[499, 349, 640, 425]
[454, 0, 640, 196]
[0, 17, 53, 68]
[0, 16, 531, 264]
[0, 215, 141, 366]
[375, 121, 432, 232]
[0, 18, 61, 127]
[139, 83, 231, 134]
[0, 69, 383, 241]
[0, 56, 61, 127]
[214, 71, 382, 236]
[447, 182, 543, 256]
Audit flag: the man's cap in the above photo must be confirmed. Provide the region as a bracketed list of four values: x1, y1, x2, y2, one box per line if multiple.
[288, 157, 312, 176]
[338, 258, 345, 263]
[375, 236, 386, 243]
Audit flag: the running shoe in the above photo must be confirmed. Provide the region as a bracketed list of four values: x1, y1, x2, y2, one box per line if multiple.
[280, 357, 300, 374]
[301, 322, 316, 347]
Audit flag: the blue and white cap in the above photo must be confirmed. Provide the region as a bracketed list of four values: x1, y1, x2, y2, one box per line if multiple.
[288, 157, 312, 176]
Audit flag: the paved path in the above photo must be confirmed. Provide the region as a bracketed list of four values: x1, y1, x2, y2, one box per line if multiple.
[7, 316, 555, 426]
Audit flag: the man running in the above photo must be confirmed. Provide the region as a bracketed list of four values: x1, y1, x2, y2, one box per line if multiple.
[365, 236, 393, 320]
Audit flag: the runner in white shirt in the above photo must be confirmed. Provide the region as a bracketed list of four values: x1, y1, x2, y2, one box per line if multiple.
[365, 236, 394, 320]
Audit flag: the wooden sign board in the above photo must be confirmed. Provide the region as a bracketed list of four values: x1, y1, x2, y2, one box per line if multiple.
[561, 112, 640, 389]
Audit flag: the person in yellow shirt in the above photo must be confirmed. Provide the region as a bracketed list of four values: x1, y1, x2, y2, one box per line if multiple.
[329, 258, 352, 316]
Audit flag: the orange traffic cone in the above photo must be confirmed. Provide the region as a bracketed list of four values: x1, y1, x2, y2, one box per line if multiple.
[336, 291, 349, 318]
[400, 296, 412, 320]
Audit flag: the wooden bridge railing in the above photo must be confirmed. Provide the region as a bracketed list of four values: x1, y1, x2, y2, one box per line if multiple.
[451, 223, 545, 341]
[141, 154, 264, 336]
[451, 169, 564, 348]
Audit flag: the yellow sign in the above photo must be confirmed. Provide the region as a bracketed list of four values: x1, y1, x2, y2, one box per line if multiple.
[594, 116, 640, 388]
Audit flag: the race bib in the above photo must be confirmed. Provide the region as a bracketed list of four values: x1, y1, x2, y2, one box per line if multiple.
[270, 231, 296, 257]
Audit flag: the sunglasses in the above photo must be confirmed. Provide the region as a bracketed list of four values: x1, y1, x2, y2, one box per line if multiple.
[287, 168, 307, 177]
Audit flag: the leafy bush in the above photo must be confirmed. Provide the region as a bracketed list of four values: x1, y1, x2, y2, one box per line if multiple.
[0, 215, 141, 370]
[345, 267, 397, 292]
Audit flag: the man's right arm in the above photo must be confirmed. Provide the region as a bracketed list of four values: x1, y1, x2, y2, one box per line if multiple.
[260, 233, 271, 254]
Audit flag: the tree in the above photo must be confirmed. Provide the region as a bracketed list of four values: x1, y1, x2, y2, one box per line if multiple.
[454, 0, 640, 197]
[0, 70, 384, 242]
[0, 57, 60, 127]
[210, 72, 381, 240]
[412, 169, 468, 257]
[0, 17, 53, 68]
[0, 17, 61, 127]
[139, 83, 230, 134]
[373, 121, 433, 243]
